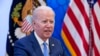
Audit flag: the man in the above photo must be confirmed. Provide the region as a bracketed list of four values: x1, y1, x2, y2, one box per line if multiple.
[14, 6, 67, 56]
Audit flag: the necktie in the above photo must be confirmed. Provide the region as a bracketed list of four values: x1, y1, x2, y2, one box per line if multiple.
[43, 42, 49, 56]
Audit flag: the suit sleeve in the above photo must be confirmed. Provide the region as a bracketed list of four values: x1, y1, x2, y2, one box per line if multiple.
[14, 40, 28, 56]
[57, 39, 67, 56]
[63, 48, 67, 56]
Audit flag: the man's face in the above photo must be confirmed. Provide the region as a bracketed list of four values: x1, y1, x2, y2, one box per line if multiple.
[33, 10, 55, 40]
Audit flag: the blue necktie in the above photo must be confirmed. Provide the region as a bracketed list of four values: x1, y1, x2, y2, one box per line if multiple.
[43, 42, 49, 56]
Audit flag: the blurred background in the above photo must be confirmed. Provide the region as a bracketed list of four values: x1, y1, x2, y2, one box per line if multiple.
[0, 0, 100, 56]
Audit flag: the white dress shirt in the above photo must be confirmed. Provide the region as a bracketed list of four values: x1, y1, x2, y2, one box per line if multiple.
[34, 32, 49, 54]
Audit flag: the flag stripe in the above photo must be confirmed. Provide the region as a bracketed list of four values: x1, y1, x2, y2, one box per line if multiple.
[71, 0, 89, 42]
[92, 16, 100, 56]
[21, 19, 33, 32]
[70, 0, 89, 43]
[64, 13, 88, 56]
[91, 0, 100, 56]
[94, 45, 100, 56]
[62, 23, 81, 56]
[62, 0, 100, 56]
[22, 22, 29, 32]
[92, 8, 100, 39]
[64, 13, 85, 56]
[62, 0, 90, 56]
[93, 3, 100, 25]
[74, 0, 90, 30]
[67, 7, 89, 55]
[98, 0, 100, 6]
[61, 30, 77, 56]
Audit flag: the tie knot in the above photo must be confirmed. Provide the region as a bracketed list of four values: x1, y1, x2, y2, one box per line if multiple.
[43, 42, 47, 46]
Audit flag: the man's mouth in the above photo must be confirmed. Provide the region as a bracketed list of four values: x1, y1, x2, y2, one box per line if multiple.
[44, 30, 52, 33]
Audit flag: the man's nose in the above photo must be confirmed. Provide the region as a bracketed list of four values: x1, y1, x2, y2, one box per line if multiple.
[46, 22, 53, 27]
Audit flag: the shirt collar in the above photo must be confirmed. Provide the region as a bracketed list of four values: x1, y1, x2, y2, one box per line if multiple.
[34, 31, 49, 45]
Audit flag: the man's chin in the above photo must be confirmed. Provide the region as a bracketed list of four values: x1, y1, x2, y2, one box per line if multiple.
[44, 34, 52, 38]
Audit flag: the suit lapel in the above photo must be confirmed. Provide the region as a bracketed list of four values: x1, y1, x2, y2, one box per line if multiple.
[29, 32, 44, 56]
[49, 38, 56, 56]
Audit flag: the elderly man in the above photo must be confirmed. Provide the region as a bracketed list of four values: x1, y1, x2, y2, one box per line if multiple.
[14, 6, 67, 56]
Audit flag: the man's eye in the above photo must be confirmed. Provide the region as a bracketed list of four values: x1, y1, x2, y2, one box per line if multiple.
[42, 20, 54, 24]
[42, 21, 47, 23]
[50, 21, 54, 24]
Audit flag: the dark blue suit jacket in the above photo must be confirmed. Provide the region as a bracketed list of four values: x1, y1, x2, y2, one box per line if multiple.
[14, 32, 67, 56]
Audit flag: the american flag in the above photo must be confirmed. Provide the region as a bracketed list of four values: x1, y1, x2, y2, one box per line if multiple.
[61, 0, 97, 56]
[21, 16, 33, 33]
[91, 0, 100, 56]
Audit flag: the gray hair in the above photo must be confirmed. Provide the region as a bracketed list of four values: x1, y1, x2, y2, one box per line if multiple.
[32, 6, 55, 21]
